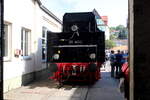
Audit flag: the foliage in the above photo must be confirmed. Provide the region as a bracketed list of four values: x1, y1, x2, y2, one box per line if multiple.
[116, 25, 125, 31]
[118, 29, 128, 39]
[105, 40, 116, 49]
[110, 34, 117, 40]
[110, 25, 128, 39]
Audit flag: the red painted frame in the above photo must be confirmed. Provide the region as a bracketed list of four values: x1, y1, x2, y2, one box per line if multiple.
[49, 62, 102, 84]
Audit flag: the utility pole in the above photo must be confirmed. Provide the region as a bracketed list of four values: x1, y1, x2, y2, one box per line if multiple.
[0, 0, 4, 99]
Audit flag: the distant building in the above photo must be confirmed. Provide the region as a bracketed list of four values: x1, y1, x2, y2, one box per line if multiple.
[4, 0, 62, 92]
[93, 9, 110, 40]
[101, 16, 108, 25]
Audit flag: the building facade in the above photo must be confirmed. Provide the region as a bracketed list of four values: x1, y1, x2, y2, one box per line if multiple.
[101, 16, 110, 40]
[4, 0, 62, 92]
[93, 9, 110, 40]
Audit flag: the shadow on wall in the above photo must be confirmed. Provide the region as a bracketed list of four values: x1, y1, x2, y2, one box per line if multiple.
[21, 38, 52, 86]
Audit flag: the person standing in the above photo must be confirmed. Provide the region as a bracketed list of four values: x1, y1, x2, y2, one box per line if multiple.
[121, 51, 128, 65]
[110, 50, 116, 77]
[115, 50, 123, 78]
[120, 62, 129, 100]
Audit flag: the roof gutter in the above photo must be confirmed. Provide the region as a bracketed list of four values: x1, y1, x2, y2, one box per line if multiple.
[36, 0, 62, 24]
[40, 5, 62, 24]
[36, 0, 42, 5]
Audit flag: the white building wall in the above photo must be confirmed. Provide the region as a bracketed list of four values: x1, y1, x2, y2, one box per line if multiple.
[105, 26, 110, 40]
[4, 0, 36, 80]
[34, 3, 62, 71]
[4, 0, 62, 92]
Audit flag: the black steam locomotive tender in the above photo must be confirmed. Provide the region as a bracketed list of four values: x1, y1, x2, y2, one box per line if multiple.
[47, 12, 105, 84]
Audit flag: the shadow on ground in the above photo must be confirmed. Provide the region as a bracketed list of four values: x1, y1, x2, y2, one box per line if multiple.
[4, 70, 125, 100]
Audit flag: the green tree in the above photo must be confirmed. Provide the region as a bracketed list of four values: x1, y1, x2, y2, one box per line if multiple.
[110, 27, 116, 32]
[110, 34, 117, 40]
[118, 29, 128, 39]
[105, 40, 116, 49]
[110, 25, 128, 40]
[116, 25, 125, 31]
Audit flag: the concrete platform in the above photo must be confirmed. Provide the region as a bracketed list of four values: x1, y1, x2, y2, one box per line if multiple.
[4, 61, 125, 100]
[86, 72, 125, 100]
[4, 79, 88, 100]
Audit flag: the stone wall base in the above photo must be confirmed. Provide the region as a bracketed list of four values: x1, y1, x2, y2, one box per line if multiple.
[4, 68, 50, 93]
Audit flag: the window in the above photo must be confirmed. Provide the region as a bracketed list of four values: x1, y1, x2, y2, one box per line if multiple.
[4, 22, 12, 60]
[42, 27, 47, 60]
[21, 28, 31, 56]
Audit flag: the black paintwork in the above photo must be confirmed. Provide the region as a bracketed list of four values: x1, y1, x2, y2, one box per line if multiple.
[63, 12, 98, 33]
[46, 12, 105, 63]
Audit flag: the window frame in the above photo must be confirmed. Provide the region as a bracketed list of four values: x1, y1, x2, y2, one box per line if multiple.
[42, 26, 48, 62]
[21, 27, 31, 58]
[4, 22, 12, 61]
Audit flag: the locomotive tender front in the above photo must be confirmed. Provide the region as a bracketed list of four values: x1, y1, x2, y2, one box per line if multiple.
[47, 12, 105, 84]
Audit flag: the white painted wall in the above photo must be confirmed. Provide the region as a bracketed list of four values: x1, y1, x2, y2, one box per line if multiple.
[4, 0, 36, 80]
[34, 3, 62, 71]
[105, 26, 110, 40]
[4, 0, 62, 80]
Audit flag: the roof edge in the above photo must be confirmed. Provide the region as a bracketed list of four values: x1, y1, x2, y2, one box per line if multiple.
[36, 0, 42, 5]
[40, 5, 62, 24]
[36, 0, 62, 24]
[92, 9, 101, 19]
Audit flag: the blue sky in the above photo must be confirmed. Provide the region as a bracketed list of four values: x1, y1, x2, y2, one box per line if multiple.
[41, 0, 128, 27]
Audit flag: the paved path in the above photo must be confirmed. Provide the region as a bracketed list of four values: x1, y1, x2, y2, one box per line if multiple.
[4, 79, 88, 100]
[4, 61, 125, 100]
